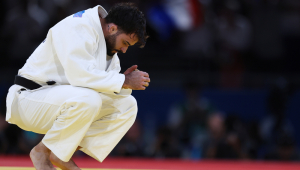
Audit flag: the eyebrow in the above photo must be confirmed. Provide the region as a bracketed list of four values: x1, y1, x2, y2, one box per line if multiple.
[125, 41, 132, 46]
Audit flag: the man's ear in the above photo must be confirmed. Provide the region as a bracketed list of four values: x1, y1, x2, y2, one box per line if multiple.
[108, 23, 118, 35]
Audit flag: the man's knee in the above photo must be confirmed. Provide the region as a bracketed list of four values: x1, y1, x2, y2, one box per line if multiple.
[122, 95, 138, 116]
[125, 96, 138, 128]
[126, 95, 137, 108]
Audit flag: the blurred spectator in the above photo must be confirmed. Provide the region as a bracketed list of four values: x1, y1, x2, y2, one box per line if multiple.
[0, 110, 9, 153]
[167, 81, 215, 158]
[113, 121, 145, 157]
[17, 131, 44, 154]
[151, 126, 181, 158]
[225, 114, 249, 157]
[168, 81, 213, 133]
[264, 133, 300, 161]
[260, 83, 295, 146]
[259, 79, 299, 160]
[203, 112, 248, 159]
[246, 121, 263, 159]
[216, 0, 252, 52]
[215, 0, 252, 88]
[1, 0, 44, 68]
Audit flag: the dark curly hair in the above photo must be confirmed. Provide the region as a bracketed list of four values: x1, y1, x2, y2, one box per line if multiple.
[105, 3, 148, 48]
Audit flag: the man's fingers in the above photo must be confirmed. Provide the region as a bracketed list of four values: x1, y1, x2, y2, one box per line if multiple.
[124, 65, 138, 75]
[143, 82, 149, 87]
[137, 71, 149, 77]
[144, 77, 150, 82]
[134, 70, 149, 77]
[143, 72, 149, 77]
[139, 86, 146, 90]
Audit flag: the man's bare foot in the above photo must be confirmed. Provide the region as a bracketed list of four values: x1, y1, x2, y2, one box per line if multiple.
[30, 142, 56, 170]
[50, 152, 81, 170]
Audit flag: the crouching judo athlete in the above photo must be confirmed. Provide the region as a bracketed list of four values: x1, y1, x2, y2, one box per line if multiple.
[5, 3, 149, 170]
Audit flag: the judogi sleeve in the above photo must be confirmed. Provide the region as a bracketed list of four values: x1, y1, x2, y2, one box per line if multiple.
[50, 18, 125, 93]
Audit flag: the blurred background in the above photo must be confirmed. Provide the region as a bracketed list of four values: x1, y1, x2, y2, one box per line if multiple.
[0, 0, 300, 162]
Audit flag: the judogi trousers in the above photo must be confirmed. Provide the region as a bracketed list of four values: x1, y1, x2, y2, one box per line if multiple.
[6, 84, 137, 162]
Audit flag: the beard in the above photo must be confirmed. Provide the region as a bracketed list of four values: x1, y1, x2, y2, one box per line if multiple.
[105, 32, 121, 56]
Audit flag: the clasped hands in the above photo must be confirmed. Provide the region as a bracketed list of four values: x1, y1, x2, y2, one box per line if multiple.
[122, 65, 150, 90]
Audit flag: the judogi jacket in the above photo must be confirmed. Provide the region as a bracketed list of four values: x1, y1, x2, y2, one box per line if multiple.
[6, 5, 131, 123]
[19, 5, 126, 93]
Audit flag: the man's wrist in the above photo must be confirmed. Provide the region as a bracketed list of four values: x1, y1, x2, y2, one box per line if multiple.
[122, 83, 130, 89]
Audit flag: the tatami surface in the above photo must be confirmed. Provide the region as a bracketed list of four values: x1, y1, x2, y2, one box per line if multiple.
[1, 156, 300, 170]
[0, 168, 138, 170]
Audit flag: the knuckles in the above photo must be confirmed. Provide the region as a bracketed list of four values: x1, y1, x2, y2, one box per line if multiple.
[129, 70, 150, 90]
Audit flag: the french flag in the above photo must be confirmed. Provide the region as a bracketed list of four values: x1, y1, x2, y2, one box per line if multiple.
[147, 0, 203, 40]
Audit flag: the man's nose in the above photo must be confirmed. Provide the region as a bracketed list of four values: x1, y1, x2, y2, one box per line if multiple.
[121, 46, 128, 53]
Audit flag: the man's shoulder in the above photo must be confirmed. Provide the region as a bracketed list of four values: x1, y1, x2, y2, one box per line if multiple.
[50, 7, 101, 42]
[67, 11, 94, 28]
[52, 12, 97, 35]
[54, 7, 97, 29]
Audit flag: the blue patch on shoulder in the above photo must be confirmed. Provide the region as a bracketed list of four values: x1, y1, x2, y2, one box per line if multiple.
[73, 10, 85, 18]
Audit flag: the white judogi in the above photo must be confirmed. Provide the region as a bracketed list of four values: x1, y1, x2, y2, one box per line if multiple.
[6, 5, 137, 162]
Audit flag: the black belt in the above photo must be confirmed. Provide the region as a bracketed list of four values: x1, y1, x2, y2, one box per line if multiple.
[14, 75, 56, 90]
